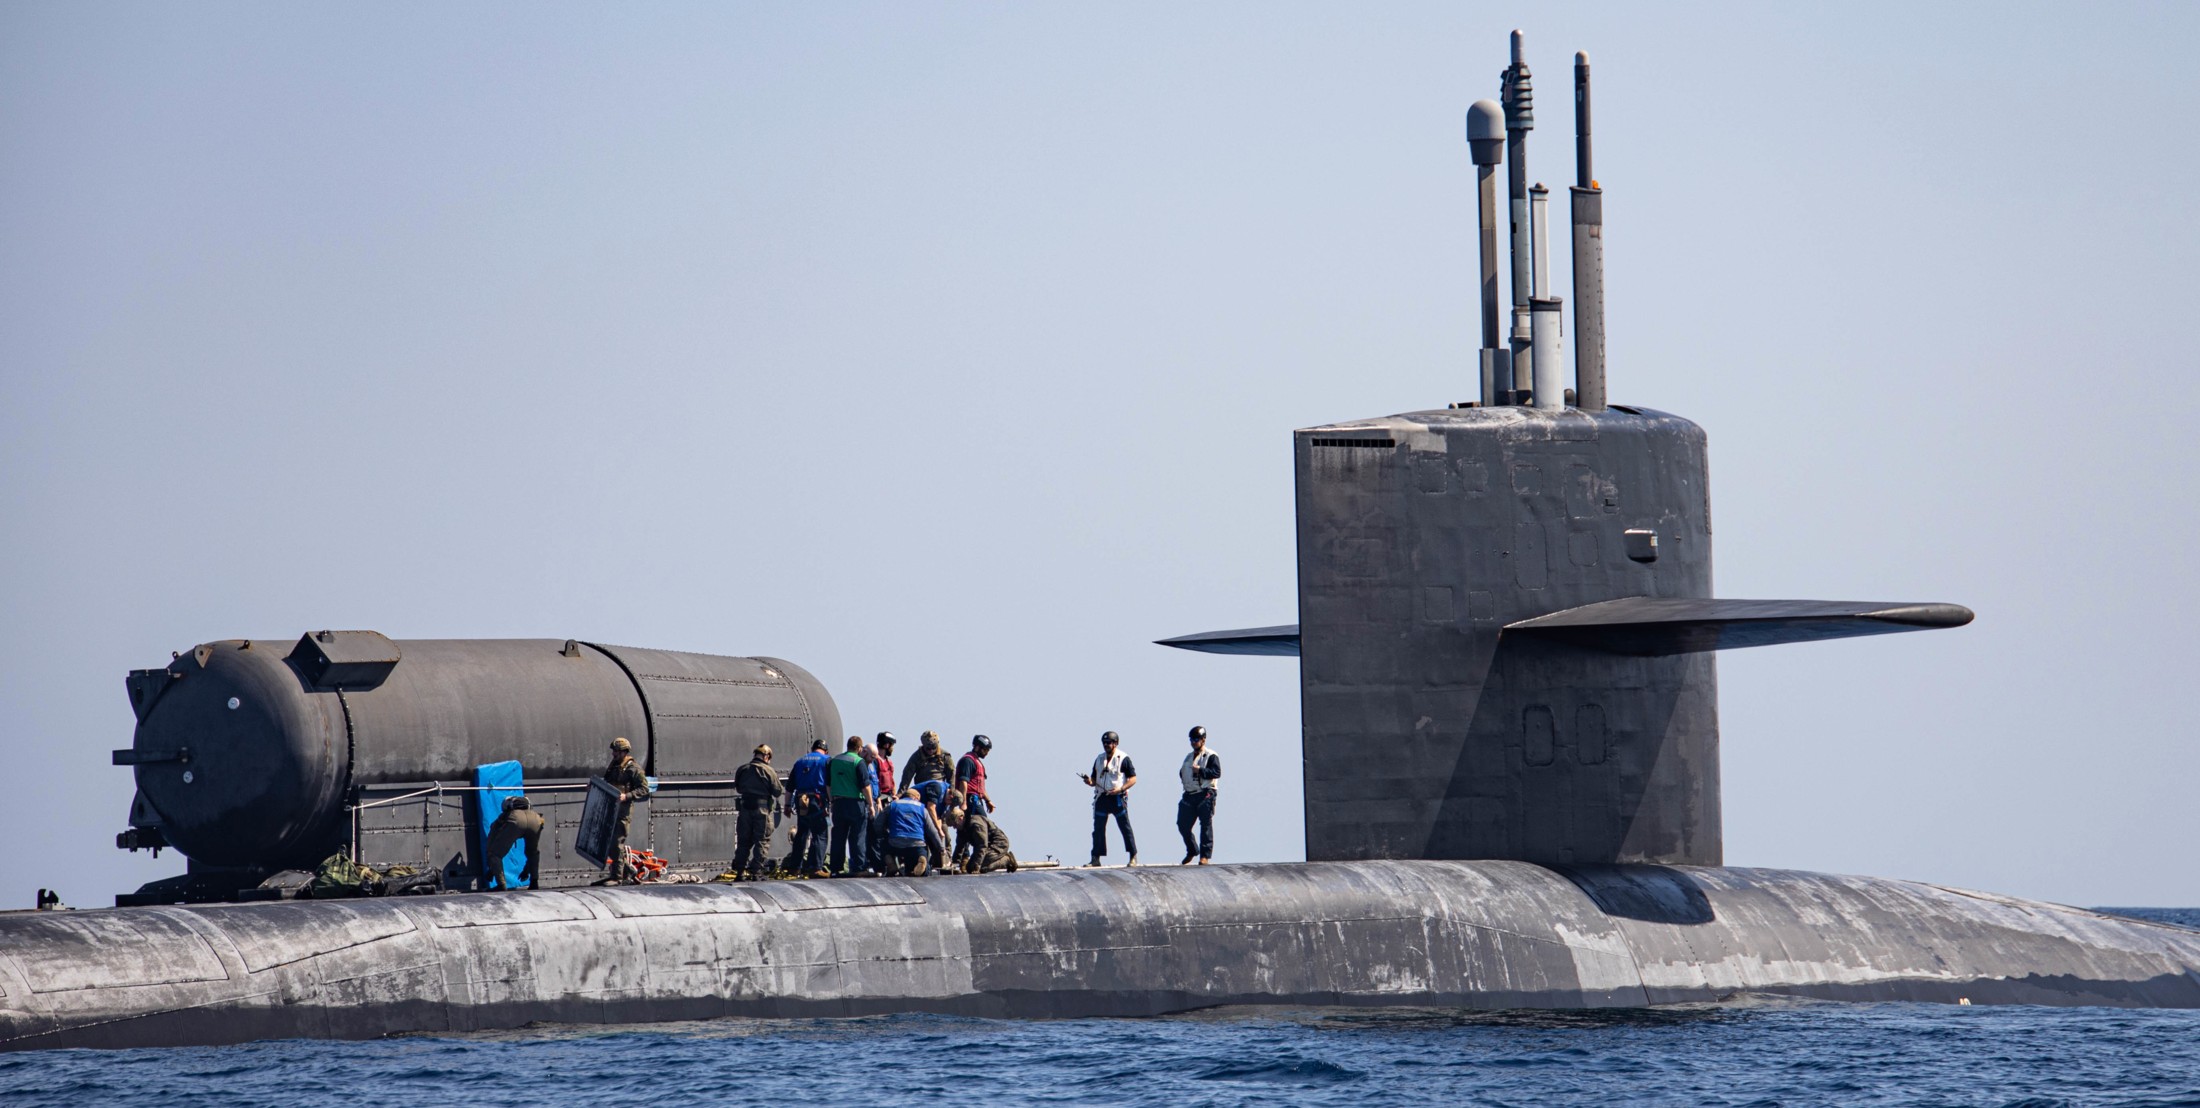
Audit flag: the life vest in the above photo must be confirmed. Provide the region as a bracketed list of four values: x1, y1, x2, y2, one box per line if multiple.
[1091, 750, 1130, 794]
[956, 752, 989, 800]
[828, 751, 868, 799]
[885, 798, 930, 842]
[789, 751, 831, 796]
[1180, 748, 1219, 794]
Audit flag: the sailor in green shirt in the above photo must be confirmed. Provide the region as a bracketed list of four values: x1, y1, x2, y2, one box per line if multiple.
[827, 736, 876, 875]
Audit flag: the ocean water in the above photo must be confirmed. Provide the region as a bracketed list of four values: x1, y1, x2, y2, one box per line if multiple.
[4, 908, 2195, 1107]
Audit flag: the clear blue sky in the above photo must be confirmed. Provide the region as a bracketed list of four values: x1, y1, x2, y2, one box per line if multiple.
[3, 2, 2195, 907]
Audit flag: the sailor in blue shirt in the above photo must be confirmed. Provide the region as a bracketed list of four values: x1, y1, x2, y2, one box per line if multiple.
[881, 788, 939, 876]
[784, 738, 833, 876]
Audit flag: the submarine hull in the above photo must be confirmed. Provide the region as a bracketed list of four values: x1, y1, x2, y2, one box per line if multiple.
[5, 861, 2198, 1051]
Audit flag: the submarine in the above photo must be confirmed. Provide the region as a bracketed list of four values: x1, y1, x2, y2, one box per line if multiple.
[5, 33, 2199, 1052]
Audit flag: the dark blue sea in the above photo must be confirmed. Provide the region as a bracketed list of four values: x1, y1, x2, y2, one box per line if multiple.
[5, 908, 2196, 1107]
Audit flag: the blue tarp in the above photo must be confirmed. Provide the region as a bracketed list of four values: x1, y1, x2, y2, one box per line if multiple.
[472, 760, 527, 888]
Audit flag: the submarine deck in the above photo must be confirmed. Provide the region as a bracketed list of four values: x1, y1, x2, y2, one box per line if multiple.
[4, 860, 2197, 1051]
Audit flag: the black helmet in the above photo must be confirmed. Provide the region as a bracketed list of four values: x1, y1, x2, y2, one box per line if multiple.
[972, 734, 992, 754]
[876, 731, 896, 748]
[1188, 726, 1207, 742]
[1101, 730, 1120, 745]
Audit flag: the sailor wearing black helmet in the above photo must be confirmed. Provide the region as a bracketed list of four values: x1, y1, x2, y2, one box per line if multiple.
[956, 734, 994, 818]
[1176, 726, 1222, 865]
[1079, 731, 1138, 867]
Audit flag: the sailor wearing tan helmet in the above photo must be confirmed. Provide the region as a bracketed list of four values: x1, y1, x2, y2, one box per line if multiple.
[599, 736, 648, 884]
[730, 743, 783, 880]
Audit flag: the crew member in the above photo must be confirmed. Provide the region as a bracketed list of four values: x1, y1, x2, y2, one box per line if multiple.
[881, 788, 934, 877]
[858, 740, 886, 870]
[785, 738, 832, 878]
[828, 736, 875, 876]
[1176, 725, 1222, 865]
[868, 732, 899, 865]
[950, 800, 1017, 874]
[483, 795, 544, 890]
[731, 744, 784, 880]
[1080, 731, 1138, 867]
[898, 730, 955, 797]
[601, 737, 649, 884]
[955, 735, 994, 818]
[872, 733, 899, 815]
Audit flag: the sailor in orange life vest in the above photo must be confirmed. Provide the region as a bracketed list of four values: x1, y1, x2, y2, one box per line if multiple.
[1080, 731, 1138, 867]
[1177, 725, 1221, 865]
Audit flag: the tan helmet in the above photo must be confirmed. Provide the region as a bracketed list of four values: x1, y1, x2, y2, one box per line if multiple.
[610, 736, 632, 753]
[754, 744, 773, 760]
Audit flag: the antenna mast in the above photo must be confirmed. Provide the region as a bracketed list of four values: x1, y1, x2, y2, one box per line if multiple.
[1570, 50, 1606, 410]
[1501, 30, 1535, 405]
[1467, 99, 1507, 406]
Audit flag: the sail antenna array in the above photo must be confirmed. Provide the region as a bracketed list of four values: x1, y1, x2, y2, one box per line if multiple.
[1500, 30, 1536, 405]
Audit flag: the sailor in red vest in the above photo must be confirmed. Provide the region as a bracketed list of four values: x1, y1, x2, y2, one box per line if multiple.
[955, 735, 994, 818]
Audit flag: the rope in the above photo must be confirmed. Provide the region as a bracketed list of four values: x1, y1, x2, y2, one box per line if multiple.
[346, 778, 745, 812]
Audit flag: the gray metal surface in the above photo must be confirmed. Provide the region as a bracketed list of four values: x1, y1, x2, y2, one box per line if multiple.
[1467, 98, 1505, 406]
[1570, 185, 1605, 410]
[585, 646, 830, 777]
[120, 637, 839, 877]
[1568, 52, 1605, 410]
[1530, 294, 1564, 410]
[1508, 597, 1976, 655]
[5, 861, 2196, 1051]
[341, 640, 646, 784]
[1283, 401, 1968, 869]
[1153, 625, 1302, 656]
[1154, 594, 1975, 659]
[1296, 406, 1721, 866]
